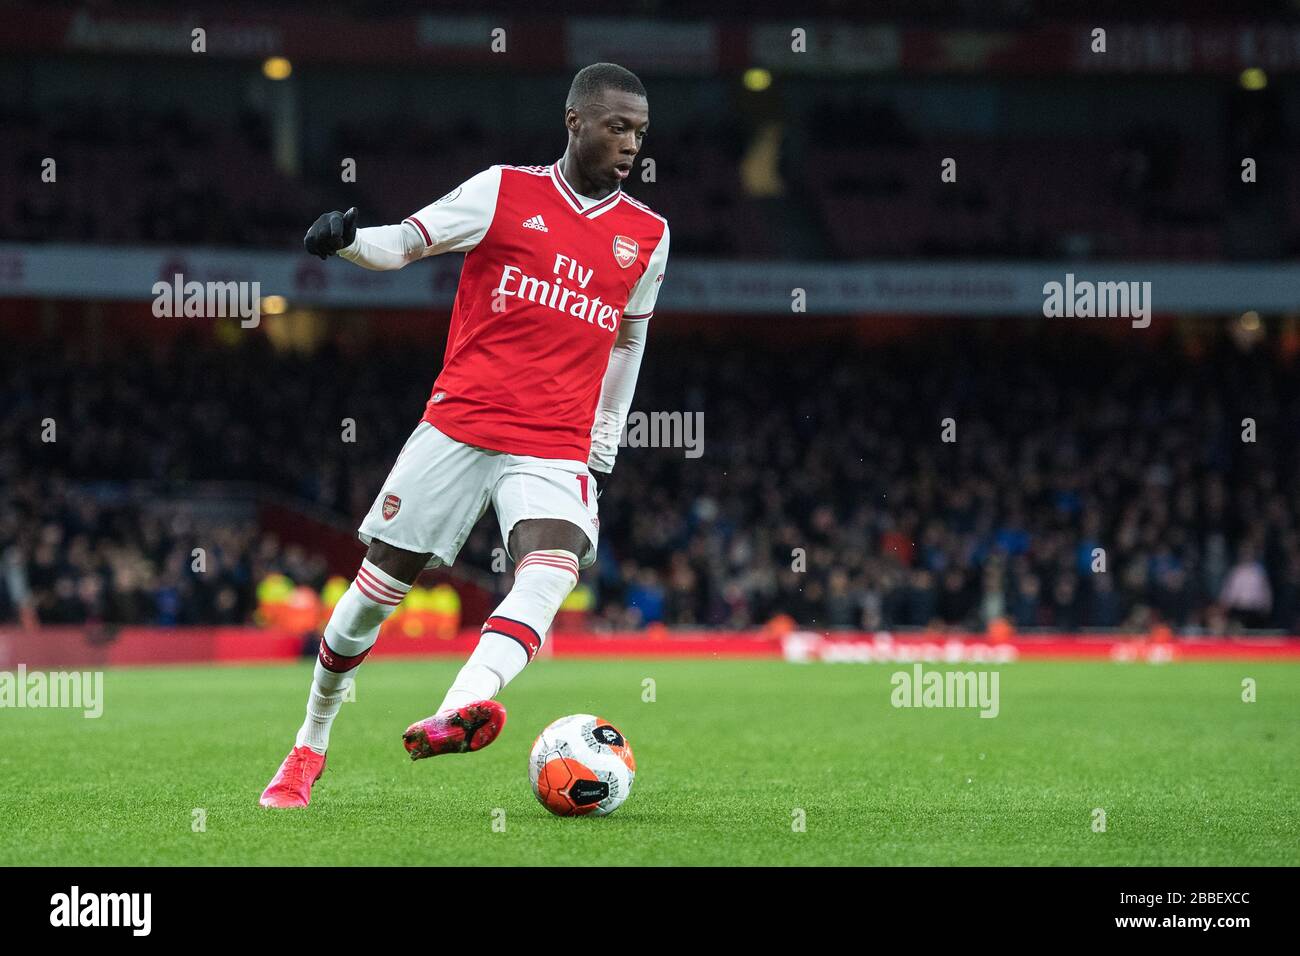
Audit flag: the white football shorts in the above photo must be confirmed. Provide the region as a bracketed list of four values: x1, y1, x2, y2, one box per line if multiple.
[358, 421, 599, 571]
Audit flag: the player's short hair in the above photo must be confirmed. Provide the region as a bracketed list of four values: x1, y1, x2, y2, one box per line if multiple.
[565, 62, 647, 112]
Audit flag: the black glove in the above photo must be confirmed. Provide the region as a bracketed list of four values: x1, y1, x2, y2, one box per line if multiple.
[304, 207, 357, 260]
[590, 469, 611, 499]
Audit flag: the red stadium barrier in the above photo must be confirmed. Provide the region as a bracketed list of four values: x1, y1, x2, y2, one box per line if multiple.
[3, 627, 1300, 669]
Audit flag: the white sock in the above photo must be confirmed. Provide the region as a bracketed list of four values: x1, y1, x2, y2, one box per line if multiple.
[438, 549, 578, 712]
[295, 559, 410, 753]
[438, 633, 527, 712]
[298, 660, 355, 755]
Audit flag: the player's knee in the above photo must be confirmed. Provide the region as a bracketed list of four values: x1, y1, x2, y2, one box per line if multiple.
[510, 549, 581, 617]
[327, 558, 414, 650]
[509, 519, 588, 563]
[364, 540, 430, 585]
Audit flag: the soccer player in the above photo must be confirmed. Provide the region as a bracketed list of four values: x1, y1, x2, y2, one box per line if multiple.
[260, 63, 669, 807]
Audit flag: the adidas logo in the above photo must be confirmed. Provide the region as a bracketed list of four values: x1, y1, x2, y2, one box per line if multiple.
[522, 215, 548, 232]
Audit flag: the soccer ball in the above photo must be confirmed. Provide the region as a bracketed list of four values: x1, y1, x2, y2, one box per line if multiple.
[528, 714, 636, 816]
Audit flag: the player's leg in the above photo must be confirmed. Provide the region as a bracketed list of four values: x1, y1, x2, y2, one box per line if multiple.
[261, 421, 492, 805]
[402, 519, 587, 759]
[259, 540, 425, 808]
[404, 459, 597, 761]
[442, 518, 587, 708]
[294, 540, 425, 750]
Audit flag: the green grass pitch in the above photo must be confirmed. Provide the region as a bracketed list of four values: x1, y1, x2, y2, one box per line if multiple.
[1, 658, 1296, 866]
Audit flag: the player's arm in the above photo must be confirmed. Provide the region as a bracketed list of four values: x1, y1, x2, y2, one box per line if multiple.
[588, 224, 670, 494]
[303, 210, 418, 270]
[303, 167, 502, 270]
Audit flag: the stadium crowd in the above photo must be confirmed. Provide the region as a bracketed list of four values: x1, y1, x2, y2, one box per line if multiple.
[4, 323, 1300, 634]
[0, 476, 327, 628]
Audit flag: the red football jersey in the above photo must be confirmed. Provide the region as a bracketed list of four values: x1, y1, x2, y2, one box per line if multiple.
[404, 163, 670, 461]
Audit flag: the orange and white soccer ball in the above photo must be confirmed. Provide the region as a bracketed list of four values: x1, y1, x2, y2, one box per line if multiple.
[528, 714, 636, 816]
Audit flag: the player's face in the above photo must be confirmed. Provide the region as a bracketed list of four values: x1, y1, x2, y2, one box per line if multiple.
[572, 90, 649, 190]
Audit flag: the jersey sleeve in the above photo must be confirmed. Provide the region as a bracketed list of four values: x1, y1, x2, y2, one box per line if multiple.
[403, 166, 502, 256]
[337, 222, 423, 270]
[588, 317, 648, 474]
[622, 222, 670, 321]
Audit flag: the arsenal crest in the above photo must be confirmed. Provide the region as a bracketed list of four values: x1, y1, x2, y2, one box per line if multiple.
[612, 235, 639, 268]
[382, 493, 401, 520]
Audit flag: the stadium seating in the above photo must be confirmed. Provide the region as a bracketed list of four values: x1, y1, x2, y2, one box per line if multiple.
[5, 323, 1299, 634]
[0, 100, 1269, 260]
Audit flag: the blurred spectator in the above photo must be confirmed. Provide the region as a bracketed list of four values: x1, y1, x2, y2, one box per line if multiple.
[1219, 544, 1273, 629]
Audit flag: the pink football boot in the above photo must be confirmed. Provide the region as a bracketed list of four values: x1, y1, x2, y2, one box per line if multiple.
[259, 745, 327, 808]
[402, 700, 507, 760]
